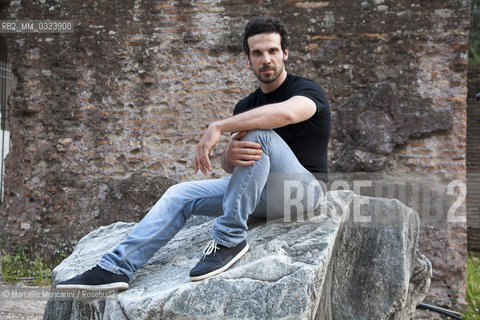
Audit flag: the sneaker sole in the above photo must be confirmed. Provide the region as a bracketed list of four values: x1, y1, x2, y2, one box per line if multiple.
[190, 243, 249, 282]
[56, 282, 129, 293]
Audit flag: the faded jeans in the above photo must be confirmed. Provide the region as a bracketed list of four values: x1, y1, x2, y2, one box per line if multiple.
[98, 129, 322, 280]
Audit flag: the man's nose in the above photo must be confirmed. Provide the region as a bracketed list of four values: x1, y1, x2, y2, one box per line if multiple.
[261, 53, 272, 64]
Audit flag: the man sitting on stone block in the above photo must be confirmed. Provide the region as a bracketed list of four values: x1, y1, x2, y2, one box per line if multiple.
[56, 16, 331, 292]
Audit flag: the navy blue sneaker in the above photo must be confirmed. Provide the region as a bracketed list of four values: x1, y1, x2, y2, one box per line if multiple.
[190, 240, 249, 281]
[56, 266, 129, 293]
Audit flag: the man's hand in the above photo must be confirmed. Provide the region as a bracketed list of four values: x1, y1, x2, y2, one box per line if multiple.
[222, 131, 263, 173]
[194, 124, 222, 175]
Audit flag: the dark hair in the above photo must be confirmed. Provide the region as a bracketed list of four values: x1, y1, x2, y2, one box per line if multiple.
[243, 16, 289, 56]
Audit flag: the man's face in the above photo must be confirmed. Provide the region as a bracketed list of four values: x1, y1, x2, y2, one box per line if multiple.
[247, 32, 288, 84]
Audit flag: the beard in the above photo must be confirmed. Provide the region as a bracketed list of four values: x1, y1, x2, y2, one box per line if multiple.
[253, 62, 284, 84]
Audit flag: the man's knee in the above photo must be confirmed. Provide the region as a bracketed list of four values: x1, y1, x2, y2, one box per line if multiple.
[242, 129, 275, 144]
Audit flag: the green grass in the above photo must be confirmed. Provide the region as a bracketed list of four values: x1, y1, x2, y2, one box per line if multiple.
[463, 252, 480, 319]
[0, 249, 58, 286]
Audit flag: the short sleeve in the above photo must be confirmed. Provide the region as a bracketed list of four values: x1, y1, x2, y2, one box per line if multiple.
[291, 79, 329, 116]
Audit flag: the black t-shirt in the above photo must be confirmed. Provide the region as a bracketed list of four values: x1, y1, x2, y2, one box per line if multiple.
[233, 73, 331, 173]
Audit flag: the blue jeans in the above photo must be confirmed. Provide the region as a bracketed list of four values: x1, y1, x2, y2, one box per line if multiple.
[98, 129, 322, 280]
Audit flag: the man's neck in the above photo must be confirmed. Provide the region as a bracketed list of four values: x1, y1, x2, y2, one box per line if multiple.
[259, 70, 288, 94]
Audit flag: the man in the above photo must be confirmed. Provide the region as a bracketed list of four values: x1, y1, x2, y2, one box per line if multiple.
[57, 16, 330, 292]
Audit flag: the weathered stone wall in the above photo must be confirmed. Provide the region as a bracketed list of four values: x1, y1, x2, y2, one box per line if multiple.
[0, 0, 470, 310]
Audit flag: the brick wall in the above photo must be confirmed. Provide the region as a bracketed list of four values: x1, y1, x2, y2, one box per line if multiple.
[0, 0, 470, 309]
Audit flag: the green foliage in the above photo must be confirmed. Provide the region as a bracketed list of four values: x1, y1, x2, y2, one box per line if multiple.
[0, 247, 60, 286]
[470, 48, 480, 67]
[470, 0, 480, 67]
[463, 252, 480, 319]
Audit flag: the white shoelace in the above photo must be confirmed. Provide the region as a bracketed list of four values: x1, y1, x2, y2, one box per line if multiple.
[202, 240, 219, 260]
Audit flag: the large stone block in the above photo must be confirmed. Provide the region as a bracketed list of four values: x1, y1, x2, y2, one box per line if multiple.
[43, 191, 431, 319]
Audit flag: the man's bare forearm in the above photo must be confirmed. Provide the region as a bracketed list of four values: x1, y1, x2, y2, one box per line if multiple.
[212, 96, 316, 135]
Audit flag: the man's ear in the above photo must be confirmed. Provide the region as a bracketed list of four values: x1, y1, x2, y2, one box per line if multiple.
[283, 48, 289, 61]
[246, 54, 252, 67]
